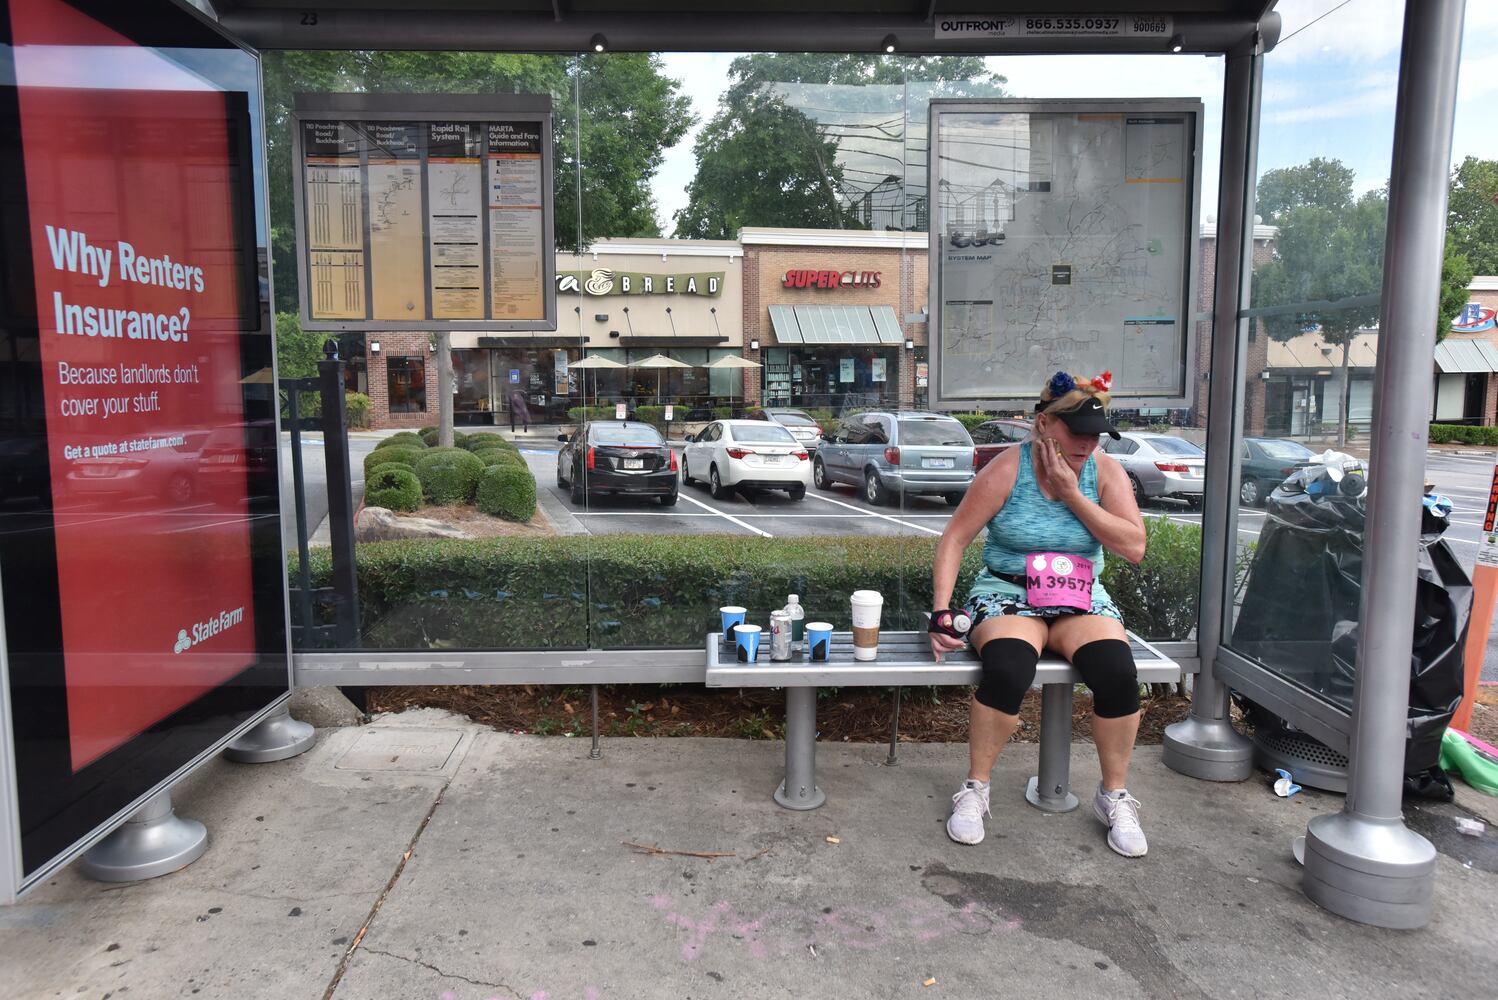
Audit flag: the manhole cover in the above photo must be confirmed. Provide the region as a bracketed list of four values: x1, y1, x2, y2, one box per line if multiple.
[334, 728, 464, 772]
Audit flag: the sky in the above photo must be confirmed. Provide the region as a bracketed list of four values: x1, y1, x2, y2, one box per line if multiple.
[651, 0, 1498, 237]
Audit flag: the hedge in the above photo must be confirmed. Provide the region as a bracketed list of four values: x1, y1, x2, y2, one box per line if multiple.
[364, 446, 427, 478]
[949, 412, 992, 433]
[345, 392, 373, 429]
[364, 467, 422, 512]
[368, 460, 418, 481]
[1429, 423, 1498, 446]
[378, 432, 427, 450]
[306, 517, 1202, 650]
[419, 427, 472, 447]
[461, 432, 515, 452]
[414, 449, 485, 504]
[476, 464, 538, 522]
[474, 448, 527, 469]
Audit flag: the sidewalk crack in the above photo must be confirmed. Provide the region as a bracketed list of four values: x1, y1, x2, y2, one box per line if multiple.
[360, 946, 518, 996]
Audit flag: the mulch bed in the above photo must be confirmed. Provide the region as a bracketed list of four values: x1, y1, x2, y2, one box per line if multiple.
[366, 683, 1194, 744]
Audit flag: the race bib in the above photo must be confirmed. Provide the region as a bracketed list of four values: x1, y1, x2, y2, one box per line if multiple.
[1025, 552, 1094, 611]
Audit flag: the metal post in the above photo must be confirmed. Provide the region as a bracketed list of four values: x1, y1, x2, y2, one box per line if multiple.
[589, 684, 602, 759]
[319, 341, 360, 647]
[437, 330, 454, 447]
[78, 790, 206, 882]
[1163, 24, 1261, 782]
[224, 703, 315, 763]
[1025, 684, 1080, 812]
[774, 687, 825, 810]
[287, 383, 315, 638]
[1301, 0, 1464, 930]
[886, 686, 901, 765]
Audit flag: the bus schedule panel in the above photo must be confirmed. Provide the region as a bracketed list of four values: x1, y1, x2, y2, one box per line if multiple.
[0, 0, 288, 899]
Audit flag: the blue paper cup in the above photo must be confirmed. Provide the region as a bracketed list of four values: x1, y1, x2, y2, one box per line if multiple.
[805, 621, 833, 662]
[719, 605, 746, 643]
[734, 624, 762, 663]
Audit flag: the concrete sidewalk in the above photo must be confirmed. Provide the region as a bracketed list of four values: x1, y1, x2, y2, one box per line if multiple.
[4, 709, 1497, 999]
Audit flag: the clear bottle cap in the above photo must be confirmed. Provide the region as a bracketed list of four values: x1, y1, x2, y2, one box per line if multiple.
[788, 594, 799, 604]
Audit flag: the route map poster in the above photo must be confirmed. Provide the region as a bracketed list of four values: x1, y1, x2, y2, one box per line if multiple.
[292, 96, 555, 331]
[929, 100, 1201, 406]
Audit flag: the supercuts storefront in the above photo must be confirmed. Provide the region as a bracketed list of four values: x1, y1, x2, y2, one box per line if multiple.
[741, 228, 928, 414]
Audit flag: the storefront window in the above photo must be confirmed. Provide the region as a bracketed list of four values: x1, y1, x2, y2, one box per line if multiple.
[765, 347, 899, 412]
[386, 356, 427, 413]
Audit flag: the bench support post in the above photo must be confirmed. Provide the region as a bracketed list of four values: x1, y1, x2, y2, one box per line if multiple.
[774, 687, 825, 810]
[589, 685, 602, 760]
[1025, 683, 1080, 813]
[886, 686, 901, 766]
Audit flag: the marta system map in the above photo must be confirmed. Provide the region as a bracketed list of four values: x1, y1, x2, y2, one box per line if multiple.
[934, 105, 1198, 401]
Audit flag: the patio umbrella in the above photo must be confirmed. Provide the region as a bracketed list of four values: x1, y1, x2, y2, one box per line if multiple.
[703, 354, 762, 414]
[567, 355, 627, 412]
[628, 353, 695, 405]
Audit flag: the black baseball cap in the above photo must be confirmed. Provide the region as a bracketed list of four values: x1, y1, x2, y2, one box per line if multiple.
[1039, 396, 1120, 439]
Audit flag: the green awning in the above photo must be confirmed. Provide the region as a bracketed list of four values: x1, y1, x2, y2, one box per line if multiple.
[1433, 339, 1498, 373]
[768, 304, 905, 345]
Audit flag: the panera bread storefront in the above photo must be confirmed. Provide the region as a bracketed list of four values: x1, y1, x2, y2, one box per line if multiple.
[740, 228, 929, 415]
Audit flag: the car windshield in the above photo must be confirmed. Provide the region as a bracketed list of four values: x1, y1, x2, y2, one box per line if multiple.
[899, 419, 971, 447]
[1145, 436, 1204, 457]
[770, 412, 818, 427]
[728, 424, 796, 444]
[1256, 439, 1314, 461]
[592, 424, 662, 446]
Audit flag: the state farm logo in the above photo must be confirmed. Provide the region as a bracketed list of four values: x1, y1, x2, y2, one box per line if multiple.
[172, 606, 246, 654]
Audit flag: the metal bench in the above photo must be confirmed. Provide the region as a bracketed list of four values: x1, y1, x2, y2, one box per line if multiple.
[705, 629, 1182, 811]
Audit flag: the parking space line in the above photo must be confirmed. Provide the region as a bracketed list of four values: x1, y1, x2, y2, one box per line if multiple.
[574, 511, 720, 516]
[802, 490, 944, 536]
[677, 489, 774, 538]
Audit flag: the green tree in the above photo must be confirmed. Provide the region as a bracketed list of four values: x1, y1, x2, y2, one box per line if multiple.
[1446, 156, 1498, 275]
[274, 312, 328, 380]
[1440, 243, 1476, 340]
[674, 54, 1003, 239]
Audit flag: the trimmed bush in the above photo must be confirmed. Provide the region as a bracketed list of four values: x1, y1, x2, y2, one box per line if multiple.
[1430, 423, 1498, 446]
[345, 392, 373, 429]
[368, 460, 417, 481]
[378, 432, 427, 450]
[474, 448, 526, 469]
[461, 432, 513, 452]
[949, 412, 994, 433]
[364, 446, 426, 478]
[419, 425, 437, 435]
[364, 467, 421, 512]
[476, 464, 538, 522]
[414, 449, 485, 504]
[419, 427, 440, 446]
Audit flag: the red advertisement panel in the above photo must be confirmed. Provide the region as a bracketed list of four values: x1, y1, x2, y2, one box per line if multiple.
[11, 0, 258, 770]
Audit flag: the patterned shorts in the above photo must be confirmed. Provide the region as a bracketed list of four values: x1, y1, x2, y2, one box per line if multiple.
[966, 587, 1124, 630]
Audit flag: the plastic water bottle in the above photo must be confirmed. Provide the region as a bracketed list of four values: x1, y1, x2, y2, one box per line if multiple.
[784, 594, 805, 649]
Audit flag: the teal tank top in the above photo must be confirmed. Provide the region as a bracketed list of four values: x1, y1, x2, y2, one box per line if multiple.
[969, 442, 1108, 600]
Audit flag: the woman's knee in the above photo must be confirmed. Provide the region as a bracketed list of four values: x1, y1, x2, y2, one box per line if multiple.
[1071, 638, 1139, 718]
[973, 637, 1041, 715]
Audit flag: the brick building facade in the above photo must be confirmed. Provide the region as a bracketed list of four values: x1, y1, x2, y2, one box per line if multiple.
[365, 332, 439, 430]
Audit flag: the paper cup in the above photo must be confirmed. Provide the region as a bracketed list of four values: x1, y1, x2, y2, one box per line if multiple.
[850, 590, 882, 661]
[805, 622, 834, 662]
[719, 606, 746, 642]
[734, 624, 762, 663]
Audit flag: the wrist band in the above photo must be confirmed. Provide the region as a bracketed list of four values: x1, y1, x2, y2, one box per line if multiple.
[929, 608, 972, 638]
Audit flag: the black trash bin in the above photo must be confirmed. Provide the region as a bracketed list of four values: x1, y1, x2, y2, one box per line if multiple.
[1231, 462, 1472, 792]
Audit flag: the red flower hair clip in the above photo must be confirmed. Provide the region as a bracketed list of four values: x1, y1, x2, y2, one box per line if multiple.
[1090, 371, 1113, 392]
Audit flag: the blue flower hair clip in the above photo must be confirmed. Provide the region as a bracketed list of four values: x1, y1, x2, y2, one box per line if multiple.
[1046, 371, 1076, 398]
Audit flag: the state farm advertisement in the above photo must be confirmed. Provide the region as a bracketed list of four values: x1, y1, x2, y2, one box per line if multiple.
[12, 0, 260, 771]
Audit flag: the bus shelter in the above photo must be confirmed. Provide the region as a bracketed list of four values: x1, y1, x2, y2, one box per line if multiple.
[0, 0, 1472, 932]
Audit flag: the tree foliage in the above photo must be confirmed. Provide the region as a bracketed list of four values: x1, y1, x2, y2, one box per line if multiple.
[274, 312, 328, 380]
[674, 54, 1004, 239]
[1446, 156, 1498, 276]
[262, 52, 693, 313]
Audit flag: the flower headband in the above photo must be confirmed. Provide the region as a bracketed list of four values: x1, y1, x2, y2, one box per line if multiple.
[1044, 370, 1113, 400]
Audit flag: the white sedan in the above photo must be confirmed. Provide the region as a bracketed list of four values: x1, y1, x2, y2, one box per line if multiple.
[681, 419, 812, 501]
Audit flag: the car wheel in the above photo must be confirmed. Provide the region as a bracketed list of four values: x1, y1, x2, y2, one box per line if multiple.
[681, 456, 694, 486]
[788, 483, 806, 501]
[813, 457, 833, 491]
[659, 491, 678, 507]
[1187, 495, 1204, 510]
[944, 492, 963, 506]
[1129, 474, 1146, 506]
[164, 473, 192, 505]
[570, 478, 586, 506]
[864, 469, 888, 506]
[1239, 478, 1261, 507]
[710, 465, 734, 501]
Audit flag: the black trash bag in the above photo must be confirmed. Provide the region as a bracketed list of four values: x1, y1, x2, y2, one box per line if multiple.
[1233, 464, 1472, 776]
[1403, 764, 1455, 802]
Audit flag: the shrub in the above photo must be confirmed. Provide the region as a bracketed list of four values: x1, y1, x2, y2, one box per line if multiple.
[1103, 518, 1201, 641]
[476, 464, 538, 522]
[414, 449, 485, 504]
[419, 425, 437, 435]
[949, 412, 992, 434]
[364, 467, 421, 512]
[345, 392, 373, 429]
[364, 446, 426, 478]
[568, 405, 626, 425]
[368, 460, 417, 481]
[474, 448, 526, 469]
[461, 432, 513, 452]
[378, 432, 427, 450]
[1429, 423, 1498, 445]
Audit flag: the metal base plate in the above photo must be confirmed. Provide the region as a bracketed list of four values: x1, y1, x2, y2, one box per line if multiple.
[223, 706, 316, 764]
[774, 779, 825, 811]
[1025, 775, 1079, 813]
[79, 792, 207, 883]
[1162, 717, 1256, 782]
[1302, 813, 1437, 929]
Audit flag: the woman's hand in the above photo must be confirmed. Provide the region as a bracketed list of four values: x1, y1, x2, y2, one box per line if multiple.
[1033, 436, 1082, 502]
[929, 628, 967, 663]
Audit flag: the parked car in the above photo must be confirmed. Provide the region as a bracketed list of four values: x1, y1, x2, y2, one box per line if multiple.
[1240, 437, 1318, 506]
[557, 421, 677, 506]
[682, 419, 811, 501]
[751, 407, 825, 452]
[970, 418, 1031, 471]
[814, 411, 975, 506]
[66, 429, 210, 505]
[1100, 431, 1206, 506]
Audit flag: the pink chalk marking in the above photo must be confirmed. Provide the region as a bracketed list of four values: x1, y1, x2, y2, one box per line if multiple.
[530, 993, 548, 1000]
[647, 894, 673, 910]
[584, 988, 602, 1000]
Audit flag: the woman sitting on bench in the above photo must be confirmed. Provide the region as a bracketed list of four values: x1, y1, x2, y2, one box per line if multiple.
[928, 370, 1150, 857]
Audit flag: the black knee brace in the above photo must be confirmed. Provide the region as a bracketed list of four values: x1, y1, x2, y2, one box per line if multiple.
[974, 638, 1040, 715]
[1072, 639, 1139, 718]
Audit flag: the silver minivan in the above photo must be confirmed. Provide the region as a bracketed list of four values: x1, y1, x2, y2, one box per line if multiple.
[813, 411, 975, 506]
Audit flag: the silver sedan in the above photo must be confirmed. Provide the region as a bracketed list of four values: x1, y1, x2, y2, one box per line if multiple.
[1100, 431, 1206, 507]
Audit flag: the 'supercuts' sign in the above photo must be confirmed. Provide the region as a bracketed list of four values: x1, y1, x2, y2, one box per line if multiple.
[782, 269, 882, 290]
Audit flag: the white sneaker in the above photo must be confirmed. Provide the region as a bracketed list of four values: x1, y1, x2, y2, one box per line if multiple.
[1093, 785, 1148, 858]
[947, 780, 991, 845]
